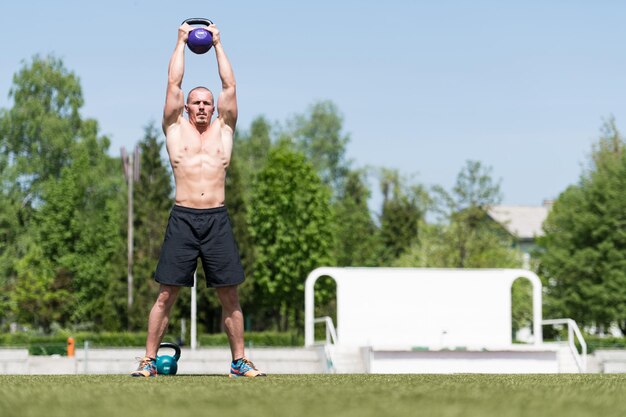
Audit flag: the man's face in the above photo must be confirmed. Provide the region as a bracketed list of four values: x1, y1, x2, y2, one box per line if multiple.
[185, 89, 214, 126]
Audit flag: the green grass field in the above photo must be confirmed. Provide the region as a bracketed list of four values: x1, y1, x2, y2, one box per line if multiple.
[0, 374, 624, 417]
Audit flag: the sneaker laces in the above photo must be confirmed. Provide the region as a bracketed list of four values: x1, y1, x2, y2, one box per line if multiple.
[242, 358, 258, 370]
[135, 356, 155, 369]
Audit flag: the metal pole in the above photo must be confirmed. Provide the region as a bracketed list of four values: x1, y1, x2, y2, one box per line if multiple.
[84, 340, 89, 374]
[121, 146, 140, 328]
[191, 271, 197, 350]
[127, 152, 134, 312]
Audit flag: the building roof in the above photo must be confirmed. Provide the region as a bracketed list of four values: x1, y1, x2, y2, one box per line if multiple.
[486, 204, 551, 240]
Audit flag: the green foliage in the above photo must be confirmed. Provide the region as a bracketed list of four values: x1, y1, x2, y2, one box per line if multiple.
[27, 120, 125, 331]
[0, 55, 126, 331]
[538, 119, 626, 332]
[585, 335, 626, 353]
[12, 244, 69, 330]
[511, 278, 533, 336]
[0, 331, 302, 348]
[223, 118, 278, 330]
[377, 168, 428, 264]
[287, 100, 350, 194]
[130, 124, 173, 330]
[249, 143, 335, 330]
[0, 331, 165, 352]
[421, 160, 521, 268]
[225, 155, 253, 275]
[235, 116, 273, 200]
[28, 343, 68, 356]
[334, 169, 380, 266]
[393, 221, 521, 269]
[134, 123, 173, 256]
[0, 55, 86, 326]
[0, 186, 20, 313]
[1, 55, 83, 191]
[0, 153, 26, 317]
[198, 331, 303, 347]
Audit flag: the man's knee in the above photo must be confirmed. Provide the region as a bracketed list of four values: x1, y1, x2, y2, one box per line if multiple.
[216, 285, 240, 309]
[156, 285, 180, 309]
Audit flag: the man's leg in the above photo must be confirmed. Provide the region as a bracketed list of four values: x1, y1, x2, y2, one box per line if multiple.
[131, 284, 180, 377]
[215, 285, 244, 360]
[216, 285, 266, 378]
[146, 284, 181, 357]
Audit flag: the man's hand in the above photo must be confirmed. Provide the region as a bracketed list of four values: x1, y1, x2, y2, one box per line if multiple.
[206, 24, 221, 46]
[178, 23, 193, 44]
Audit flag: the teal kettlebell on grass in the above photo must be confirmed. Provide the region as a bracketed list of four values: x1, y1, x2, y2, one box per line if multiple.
[156, 342, 181, 375]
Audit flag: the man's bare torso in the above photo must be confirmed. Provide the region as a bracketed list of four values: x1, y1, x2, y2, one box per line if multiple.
[166, 118, 234, 209]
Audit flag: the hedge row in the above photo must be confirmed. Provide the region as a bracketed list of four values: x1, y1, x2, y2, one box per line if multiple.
[3, 331, 622, 355]
[585, 336, 626, 353]
[0, 331, 304, 355]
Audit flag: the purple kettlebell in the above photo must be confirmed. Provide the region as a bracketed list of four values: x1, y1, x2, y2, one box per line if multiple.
[183, 18, 214, 54]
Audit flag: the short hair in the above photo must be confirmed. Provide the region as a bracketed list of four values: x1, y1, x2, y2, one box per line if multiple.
[186, 86, 214, 103]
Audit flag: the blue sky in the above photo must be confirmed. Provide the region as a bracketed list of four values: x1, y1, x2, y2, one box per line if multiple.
[2, 1, 626, 209]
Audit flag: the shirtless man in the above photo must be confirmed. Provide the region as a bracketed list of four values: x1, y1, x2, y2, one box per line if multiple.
[131, 22, 265, 378]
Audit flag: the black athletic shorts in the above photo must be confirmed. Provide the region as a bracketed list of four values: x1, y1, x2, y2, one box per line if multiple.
[154, 205, 245, 288]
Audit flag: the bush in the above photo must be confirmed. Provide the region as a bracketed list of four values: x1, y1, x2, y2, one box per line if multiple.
[585, 336, 626, 354]
[29, 343, 67, 356]
[198, 331, 302, 347]
[0, 331, 303, 354]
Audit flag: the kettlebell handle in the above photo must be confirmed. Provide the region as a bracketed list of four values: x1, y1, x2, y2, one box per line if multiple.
[159, 342, 181, 361]
[182, 18, 213, 27]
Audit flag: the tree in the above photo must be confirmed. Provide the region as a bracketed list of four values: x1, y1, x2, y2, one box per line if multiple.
[334, 169, 380, 266]
[0, 154, 24, 325]
[130, 123, 174, 329]
[249, 142, 335, 331]
[13, 123, 126, 331]
[0, 55, 86, 328]
[0, 56, 126, 331]
[235, 115, 273, 200]
[425, 160, 520, 268]
[0, 55, 83, 196]
[538, 119, 626, 333]
[229, 117, 273, 279]
[377, 168, 428, 265]
[220, 116, 277, 332]
[287, 100, 350, 195]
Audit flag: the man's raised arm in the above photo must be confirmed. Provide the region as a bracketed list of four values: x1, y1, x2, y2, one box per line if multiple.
[207, 25, 237, 131]
[162, 24, 191, 134]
